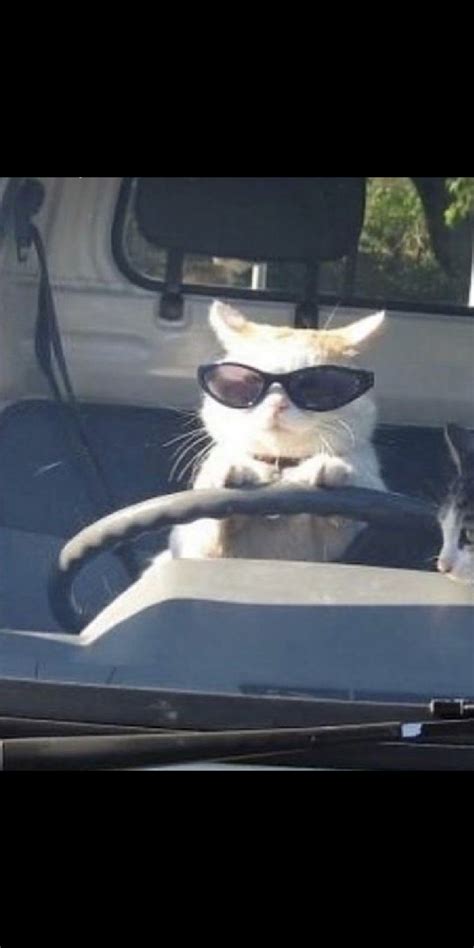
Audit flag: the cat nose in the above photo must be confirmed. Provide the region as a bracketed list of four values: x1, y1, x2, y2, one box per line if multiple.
[266, 393, 290, 415]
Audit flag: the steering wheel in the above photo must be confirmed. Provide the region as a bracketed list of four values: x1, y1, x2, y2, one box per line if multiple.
[49, 484, 438, 633]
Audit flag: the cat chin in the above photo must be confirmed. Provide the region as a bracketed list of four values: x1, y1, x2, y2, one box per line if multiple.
[204, 414, 319, 457]
[247, 423, 321, 456]
[250, 442, 310, 459]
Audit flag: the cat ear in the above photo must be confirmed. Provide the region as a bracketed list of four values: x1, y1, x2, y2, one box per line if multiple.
[209, 301, 249, 349]
[327, 311, 385, 355]
[444, 423, 474, 474]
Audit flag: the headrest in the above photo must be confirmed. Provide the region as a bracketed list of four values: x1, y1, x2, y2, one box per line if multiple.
[135, 177, 366, 264]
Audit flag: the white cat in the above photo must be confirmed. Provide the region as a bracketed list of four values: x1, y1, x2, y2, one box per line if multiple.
[152, 301, 386, 567]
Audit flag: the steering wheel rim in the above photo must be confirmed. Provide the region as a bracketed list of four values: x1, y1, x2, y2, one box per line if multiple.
[49, 484, 438, 633]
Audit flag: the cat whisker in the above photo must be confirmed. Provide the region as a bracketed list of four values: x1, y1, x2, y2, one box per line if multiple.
[321, 301, 341, 331]
[160, 408, 201, 428]
[169, 435, 211, 481]
[168, 440, 210, 475]
[334, 417, 356, 447]
[178, 443, 213, 486]
[164, 406, 199, 418]
[181, 414, 203, 429]
[317, 431, 335, 457]
[169, 434, 210, 463]
[187, 445, 215, 486]
[163, 427, 206, 449]
[318, 418, 350, 445]
[315, 420, 344, 455]
[168, 431, 209, 454]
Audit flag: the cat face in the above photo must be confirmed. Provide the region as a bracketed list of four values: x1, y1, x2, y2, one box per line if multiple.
[437, 424, 474, 585]
[201, 302, 385, 459]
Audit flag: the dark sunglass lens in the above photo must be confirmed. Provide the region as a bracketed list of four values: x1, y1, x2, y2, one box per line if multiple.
[290, 367, 363, 410]
[203, 365, 265, 408]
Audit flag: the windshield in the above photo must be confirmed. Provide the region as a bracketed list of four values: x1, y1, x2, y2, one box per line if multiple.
[0, 176, 472, 755]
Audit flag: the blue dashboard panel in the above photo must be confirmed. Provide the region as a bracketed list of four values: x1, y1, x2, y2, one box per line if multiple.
[0, 559, 472, 703]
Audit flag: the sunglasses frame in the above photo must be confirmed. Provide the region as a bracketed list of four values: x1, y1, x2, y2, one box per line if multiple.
[198, 362, 375, 412]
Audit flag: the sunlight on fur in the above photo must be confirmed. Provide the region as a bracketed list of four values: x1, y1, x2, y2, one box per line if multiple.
[146, 301, 387, 568]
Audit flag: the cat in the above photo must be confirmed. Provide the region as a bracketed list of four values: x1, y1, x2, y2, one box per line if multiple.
[437, 423, 474, 585]
[161, 300, 387, 565]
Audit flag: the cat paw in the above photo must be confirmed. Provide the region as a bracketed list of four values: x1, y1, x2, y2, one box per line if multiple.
[316, 458, 353, 487]
[284, 456, 353, 488]
[224, 459, 279, 489]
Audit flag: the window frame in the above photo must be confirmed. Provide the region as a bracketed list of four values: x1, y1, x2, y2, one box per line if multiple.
[112, 177, 474, 319]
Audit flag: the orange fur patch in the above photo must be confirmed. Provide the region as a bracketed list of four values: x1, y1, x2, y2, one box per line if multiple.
[234, 321, 352, 359]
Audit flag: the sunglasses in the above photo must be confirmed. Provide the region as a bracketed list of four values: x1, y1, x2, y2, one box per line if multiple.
[198, 362, 375, 412]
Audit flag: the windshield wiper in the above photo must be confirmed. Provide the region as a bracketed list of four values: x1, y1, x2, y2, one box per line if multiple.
[2, 711, 474, 770]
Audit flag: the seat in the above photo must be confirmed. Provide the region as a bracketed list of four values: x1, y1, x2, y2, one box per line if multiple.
[0, 399, 194, 630]
[0, 527, 130, 632]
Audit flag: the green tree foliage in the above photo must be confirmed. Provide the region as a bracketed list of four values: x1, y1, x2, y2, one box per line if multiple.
[355, 177, 471, 304]
[361, 178, 431, 262]
[445, 177, 474, 227]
